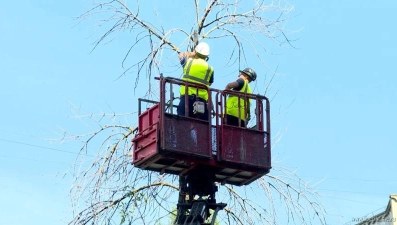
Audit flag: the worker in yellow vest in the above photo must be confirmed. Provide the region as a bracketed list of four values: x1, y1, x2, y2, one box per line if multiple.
[177, 42, 214, 120]
[224, 68, 257, 127]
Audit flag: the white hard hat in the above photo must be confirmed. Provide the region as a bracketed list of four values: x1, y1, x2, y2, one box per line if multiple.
[195, 42, 210, 56]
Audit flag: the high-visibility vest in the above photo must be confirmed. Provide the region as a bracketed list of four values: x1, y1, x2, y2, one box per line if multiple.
[226, 79, 252, 121]
[180, 58, 213, 101]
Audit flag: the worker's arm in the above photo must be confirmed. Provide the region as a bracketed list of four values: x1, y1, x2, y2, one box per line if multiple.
[178, 52, 195, 67]
[178, 52, 195, 62]
[209, 71, 214, 86]
[225, 78, 244, 90]
[225, 81, 239, 90]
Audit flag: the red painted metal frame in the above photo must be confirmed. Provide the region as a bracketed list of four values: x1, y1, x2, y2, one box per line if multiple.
[131, 75, 271, 186]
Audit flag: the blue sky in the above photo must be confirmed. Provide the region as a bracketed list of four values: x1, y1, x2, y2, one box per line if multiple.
[1, 1, 396, 225]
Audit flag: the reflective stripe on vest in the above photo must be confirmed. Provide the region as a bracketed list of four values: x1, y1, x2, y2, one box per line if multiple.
[183, 59, 211, 85]
[226, 79, 252, 120]
[180, 58, 213, 100]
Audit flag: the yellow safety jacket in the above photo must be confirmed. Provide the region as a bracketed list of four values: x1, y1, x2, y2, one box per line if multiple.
[180, 58, 213, 101]
[226, 79, 252, 121]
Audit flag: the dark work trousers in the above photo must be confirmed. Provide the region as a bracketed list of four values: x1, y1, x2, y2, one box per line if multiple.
[177, 95, 209, 121]
[225, 114, 246, 127]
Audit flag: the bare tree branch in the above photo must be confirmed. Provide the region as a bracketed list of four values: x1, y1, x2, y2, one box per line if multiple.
[76, 0, 297, 89]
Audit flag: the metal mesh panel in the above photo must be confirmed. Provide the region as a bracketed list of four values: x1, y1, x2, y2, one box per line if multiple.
[220, 125, 270, 168]
[163, 115, 211, 158]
